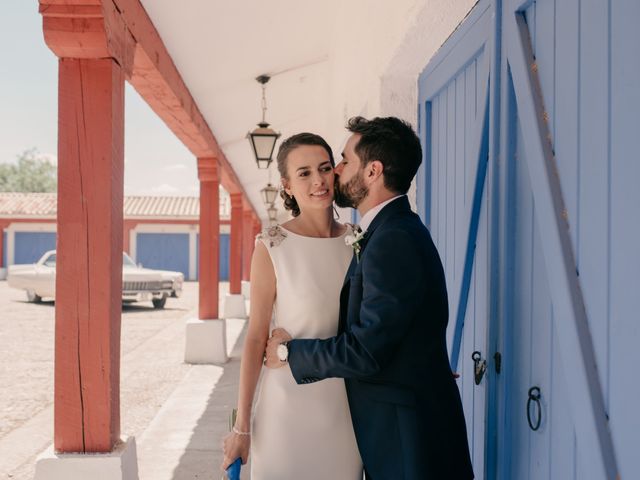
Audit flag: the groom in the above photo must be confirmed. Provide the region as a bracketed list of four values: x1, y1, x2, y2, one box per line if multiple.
[265, 116, 474, 479]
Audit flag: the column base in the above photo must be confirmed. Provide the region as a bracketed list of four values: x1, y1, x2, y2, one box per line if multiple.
[241, 280, 250, 298]
[184, 318, 228, 364]
[34, 437, 138, 480]
[223, 293, 247, 319]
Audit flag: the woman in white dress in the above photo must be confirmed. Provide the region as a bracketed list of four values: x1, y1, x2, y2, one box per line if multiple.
[221, 133, 363, 479]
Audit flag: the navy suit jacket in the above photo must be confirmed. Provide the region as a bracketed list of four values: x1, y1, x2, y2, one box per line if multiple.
[288, 196, 474, 479]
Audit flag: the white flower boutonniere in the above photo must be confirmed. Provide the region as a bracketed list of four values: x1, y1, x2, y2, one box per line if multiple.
[345, 227, 366, 262]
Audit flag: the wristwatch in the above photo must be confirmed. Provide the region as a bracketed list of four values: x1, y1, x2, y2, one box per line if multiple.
[276, 341, 289, 363]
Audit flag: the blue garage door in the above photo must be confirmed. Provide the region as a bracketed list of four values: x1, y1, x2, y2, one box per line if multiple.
[14, 232, 57, 264]
[136, 233, 189, 277]
[196, 233, 230, 281]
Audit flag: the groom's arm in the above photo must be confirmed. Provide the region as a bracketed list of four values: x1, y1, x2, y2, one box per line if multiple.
[287, 228, 425, 383]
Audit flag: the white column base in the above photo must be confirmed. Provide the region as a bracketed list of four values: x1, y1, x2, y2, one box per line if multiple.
[184, 318, 228, 364]
[34, 437, 138, 480]
[223, 293, 247, 319]
[241, 280, 250, 298]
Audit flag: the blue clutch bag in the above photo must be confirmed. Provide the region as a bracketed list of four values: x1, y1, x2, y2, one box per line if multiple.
[225, 409, 242, 479]
[225, 457, 241, 480]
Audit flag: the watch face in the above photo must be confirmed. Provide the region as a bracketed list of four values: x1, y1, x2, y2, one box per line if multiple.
[277, 343, 288, 362]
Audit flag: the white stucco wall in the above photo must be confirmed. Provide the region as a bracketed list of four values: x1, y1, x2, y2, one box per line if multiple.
[324, 0, 478, 209]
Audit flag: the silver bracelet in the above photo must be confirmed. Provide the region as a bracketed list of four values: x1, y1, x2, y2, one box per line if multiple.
[232, 425, 251, 436]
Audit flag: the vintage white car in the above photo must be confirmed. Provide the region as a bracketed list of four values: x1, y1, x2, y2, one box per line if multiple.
[8, 250, 183, 309]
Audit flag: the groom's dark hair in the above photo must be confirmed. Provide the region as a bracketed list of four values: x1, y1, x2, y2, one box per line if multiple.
[346, 116, 422, 194]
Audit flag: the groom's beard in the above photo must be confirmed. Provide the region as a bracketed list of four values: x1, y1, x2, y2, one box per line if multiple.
[334, 171, 368, 209]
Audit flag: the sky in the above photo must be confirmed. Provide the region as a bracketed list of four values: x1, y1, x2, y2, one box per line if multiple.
[0, 1, 201, 197]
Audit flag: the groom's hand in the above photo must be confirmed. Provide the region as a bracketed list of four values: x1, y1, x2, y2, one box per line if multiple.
[264, 328, 292, 369]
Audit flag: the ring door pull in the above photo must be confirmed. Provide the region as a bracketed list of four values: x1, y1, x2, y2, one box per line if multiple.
[527, 386, 542, 431]
[471, 351, 487, 385]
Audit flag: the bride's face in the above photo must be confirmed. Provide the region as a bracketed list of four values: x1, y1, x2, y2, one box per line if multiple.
[283, 145, 335, 214]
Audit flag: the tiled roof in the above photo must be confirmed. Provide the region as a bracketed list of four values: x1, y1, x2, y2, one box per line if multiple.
[0, 192, 230, 219]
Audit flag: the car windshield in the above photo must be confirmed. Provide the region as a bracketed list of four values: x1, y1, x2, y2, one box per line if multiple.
[122, 253, 137, 267]
[43, 254, 56, 267]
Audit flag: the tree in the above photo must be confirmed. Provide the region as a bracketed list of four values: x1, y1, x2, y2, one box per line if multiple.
[0, 148, 57, 192]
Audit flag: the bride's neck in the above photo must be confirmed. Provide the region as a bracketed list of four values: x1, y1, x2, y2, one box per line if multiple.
[288, 208, 337, 238]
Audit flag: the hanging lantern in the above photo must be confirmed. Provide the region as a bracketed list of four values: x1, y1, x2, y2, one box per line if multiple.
[247, 75, 281, 169]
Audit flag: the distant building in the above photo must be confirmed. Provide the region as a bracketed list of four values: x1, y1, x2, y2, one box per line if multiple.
[0, 192, 231, 280]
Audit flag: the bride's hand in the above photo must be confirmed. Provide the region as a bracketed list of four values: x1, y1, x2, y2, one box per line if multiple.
[221, 431, 250, 471]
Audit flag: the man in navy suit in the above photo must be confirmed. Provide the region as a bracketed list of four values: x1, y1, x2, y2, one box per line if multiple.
[265, 116, 474, 479]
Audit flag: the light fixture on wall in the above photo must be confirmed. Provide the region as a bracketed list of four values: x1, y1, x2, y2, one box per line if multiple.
[247, 75, 281, 169]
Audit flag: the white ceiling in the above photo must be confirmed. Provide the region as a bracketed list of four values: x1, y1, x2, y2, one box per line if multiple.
[139, 0, 340, 221]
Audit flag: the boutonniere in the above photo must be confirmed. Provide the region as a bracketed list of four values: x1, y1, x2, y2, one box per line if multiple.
[344, 226, 366, 262]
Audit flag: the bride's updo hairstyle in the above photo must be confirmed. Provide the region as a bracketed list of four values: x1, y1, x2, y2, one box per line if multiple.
[276, 133, 335, 217]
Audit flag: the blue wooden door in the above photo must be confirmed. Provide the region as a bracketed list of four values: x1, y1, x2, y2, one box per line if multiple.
[417, 1, 494, 475]
[418, 0, 638, 478]
[136, 232, 190, 277]
[497, 0, 635, 478]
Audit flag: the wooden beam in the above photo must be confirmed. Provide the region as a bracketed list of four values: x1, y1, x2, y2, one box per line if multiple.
[109, 0, 257, 210]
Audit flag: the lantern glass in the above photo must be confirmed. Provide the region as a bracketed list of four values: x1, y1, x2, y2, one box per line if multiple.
[261, 183, 279, 206]
[248, 124, 280, 169]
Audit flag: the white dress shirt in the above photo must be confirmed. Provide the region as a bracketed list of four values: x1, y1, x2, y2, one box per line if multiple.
[358, 195, 405, 232]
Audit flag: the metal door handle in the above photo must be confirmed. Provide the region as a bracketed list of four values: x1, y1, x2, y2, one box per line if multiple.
[471, 351, 487, 385]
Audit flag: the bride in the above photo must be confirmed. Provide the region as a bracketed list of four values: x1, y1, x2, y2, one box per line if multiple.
[221, 133, 363, 479]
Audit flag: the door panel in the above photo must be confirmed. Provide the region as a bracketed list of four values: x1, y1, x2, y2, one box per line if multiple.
[14, 231, 56, 264]
[136, 232, 189, 277]
[417, 1, 492, 476]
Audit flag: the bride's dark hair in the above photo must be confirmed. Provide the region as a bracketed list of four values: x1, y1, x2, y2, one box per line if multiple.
[276, 133, 335, 217]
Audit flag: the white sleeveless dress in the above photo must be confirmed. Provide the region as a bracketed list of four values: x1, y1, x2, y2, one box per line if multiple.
[251, 224, 363, 480]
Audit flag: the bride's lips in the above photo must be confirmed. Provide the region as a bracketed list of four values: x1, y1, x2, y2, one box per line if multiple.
[310, 189, 330, 198]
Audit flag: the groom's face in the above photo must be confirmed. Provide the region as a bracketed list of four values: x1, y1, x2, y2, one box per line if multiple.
[334, 134, 369, 209]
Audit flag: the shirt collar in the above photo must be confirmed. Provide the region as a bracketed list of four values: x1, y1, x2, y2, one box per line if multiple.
[358, 194, 405, 232]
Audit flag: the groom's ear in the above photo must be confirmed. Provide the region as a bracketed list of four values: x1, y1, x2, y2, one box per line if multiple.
[366, 160, 384, 182]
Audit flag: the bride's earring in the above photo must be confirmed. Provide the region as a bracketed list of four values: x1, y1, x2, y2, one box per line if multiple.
[333, 205, 340, 220]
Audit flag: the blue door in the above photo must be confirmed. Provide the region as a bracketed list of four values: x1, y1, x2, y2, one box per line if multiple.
[418, 0, 638, 478]
[14, 231, 57, 264]
[136, 233, 190, 277]
[417, 1, 494, 475]
[498, 1, 632, 478]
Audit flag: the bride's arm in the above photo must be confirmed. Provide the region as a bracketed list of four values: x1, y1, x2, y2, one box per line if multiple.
[221, 241, 275, 469]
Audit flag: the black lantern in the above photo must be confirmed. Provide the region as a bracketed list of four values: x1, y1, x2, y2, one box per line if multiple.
[260, 183, 279, 206]
[267, 205, 278, 224]
[247, 75, 281, 169]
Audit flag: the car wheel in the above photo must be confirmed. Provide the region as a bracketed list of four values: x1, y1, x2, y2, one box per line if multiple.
[26, 290, 42, 303]
[152, 295, 167, 309]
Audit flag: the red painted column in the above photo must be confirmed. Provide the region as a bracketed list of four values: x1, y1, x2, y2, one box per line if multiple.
[54, 58, 125, 453]
[229, 193, 243, 294]
[198, 158, 220, 319]
[242, 209, 254, 281]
